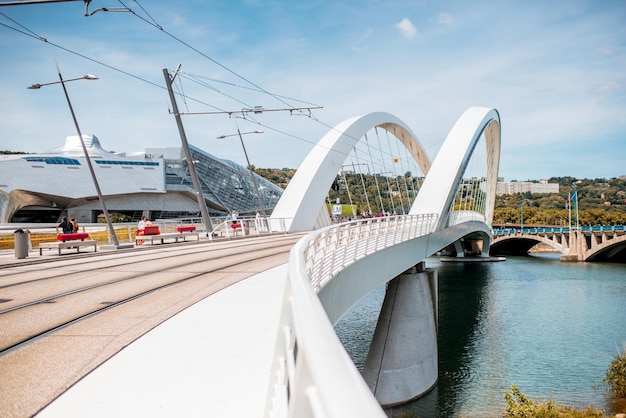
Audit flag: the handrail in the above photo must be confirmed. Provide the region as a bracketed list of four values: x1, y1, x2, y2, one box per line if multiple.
[301, 214, 439, 291]
[0, 217, 295, 249]
[493, 225, 626, 236]
[265, 214, 438, 418]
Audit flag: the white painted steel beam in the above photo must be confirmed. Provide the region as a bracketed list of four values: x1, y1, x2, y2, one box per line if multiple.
[410, 106, 501, 231]
[270, 113, 430, 232]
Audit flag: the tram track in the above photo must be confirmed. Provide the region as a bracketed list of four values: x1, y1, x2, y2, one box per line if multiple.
[0, 237, 297, 312]
[0, 233, 304, 417]
[0, 234, 300, 288]
[0, 242, 295, 354]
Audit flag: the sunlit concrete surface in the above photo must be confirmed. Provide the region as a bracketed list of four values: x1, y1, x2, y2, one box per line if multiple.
[37, 264, 288, 418]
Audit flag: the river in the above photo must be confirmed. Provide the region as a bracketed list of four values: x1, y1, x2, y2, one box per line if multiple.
[335, 254, 626, 417]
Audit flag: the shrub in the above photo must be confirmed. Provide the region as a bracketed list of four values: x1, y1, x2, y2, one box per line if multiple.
[503, 385, 605, 418]
[605, 345, 626, 398]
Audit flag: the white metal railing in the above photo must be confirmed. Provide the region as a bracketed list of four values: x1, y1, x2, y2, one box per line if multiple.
[265, 213, 438, 418]
[447, 209, 486, 227]
[0, 217, 294, 246]
[211, 216, 292, 239]
[303, 214, 439, 291]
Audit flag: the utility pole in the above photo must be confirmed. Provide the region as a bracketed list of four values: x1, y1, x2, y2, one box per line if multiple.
[572, 182, 579, 231]
[519, 197, 524, 234]
[164, 65, 322, 218]
[163, 67, 214, 236]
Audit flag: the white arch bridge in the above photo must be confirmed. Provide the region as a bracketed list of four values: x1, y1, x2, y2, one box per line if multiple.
[264, 107, 501, 417]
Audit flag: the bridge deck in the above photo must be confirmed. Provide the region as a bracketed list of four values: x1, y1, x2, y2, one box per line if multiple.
[0, 239, 292, 418]
[40, 265, 287, 417]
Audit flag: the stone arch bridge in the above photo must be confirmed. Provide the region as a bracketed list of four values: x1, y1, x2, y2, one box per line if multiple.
[491, 226, 626, 262]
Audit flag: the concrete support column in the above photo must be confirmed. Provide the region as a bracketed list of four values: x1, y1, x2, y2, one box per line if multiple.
[577, 230, 588, 253]
[453, 240, 464, 257]
[363, 262, 438, 406]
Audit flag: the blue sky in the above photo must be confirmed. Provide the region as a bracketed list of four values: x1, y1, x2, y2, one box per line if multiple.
[0, 0, 624, 181]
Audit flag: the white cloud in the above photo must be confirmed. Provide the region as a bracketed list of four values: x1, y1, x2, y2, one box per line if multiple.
[438, 13, 455, 25]
[394, 18, 417, 39]
[593, 81, 623, 93]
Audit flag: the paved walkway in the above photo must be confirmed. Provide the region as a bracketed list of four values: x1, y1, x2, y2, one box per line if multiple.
[0, 243, 289, 418]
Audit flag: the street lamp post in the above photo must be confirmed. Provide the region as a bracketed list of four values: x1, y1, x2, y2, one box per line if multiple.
[163, 68, 214, 237]
[216, 129, 266, 217]
[28, 66, 120, 247]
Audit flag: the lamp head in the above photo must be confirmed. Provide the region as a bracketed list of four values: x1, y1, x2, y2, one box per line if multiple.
[27, 84, 42, 90]
[84, 74, 99, 80]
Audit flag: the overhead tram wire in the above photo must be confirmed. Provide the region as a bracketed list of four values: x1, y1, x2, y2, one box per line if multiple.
[0, 12, 334, 168]
[134, 0, 407, 164]
[0, 6, 324, 139]
[0, 15, 164, 91]
[116, 0, 309, 114]
[181, 71, 322, 109]
[1, 5, 389, 164]
[2, 3, 427, 178]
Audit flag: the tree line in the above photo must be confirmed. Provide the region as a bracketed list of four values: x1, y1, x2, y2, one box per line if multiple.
[255, 169, 626, 226]
[494, 176, 626, 226]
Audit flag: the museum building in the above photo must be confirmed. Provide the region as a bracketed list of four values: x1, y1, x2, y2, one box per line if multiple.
[0, 135, 283, 224]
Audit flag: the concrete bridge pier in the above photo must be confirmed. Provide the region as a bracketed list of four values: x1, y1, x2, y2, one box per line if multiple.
[561, 230, 586, 262]
[363, 262, 438, 406]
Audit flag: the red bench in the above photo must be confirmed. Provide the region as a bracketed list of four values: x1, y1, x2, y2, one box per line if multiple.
[57, 233, 90, 242]
[143, 226, 160, 235]
[40, 233, 97, 255]
[228, 222, 250, 236]
[136, 224, 200, 245]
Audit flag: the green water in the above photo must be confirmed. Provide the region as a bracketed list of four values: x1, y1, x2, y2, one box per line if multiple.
[335, 255, 626, 417]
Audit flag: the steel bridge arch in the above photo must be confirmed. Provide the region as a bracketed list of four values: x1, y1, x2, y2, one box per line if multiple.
[410, 107, 501, 232]
[270, 112, 431, 232]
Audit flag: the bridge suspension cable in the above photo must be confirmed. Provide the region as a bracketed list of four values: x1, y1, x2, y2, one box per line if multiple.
[322, 124, 429, 223]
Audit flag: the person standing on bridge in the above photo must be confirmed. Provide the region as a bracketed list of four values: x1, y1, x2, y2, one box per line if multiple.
[136, 216, 151, 245]
[254, 210, 264, 232]
[58, 216, 72, 234]
[70, 217, 79, 234]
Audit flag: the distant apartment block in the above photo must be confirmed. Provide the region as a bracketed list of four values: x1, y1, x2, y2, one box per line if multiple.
[496, 180, 559, 195]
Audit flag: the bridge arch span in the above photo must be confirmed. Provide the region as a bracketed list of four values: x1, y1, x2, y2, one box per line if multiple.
[270, 112, 431, 232]
[584, 234, 626, 262]
[490, 234, 568, 256]
[411, 107, 501, 233]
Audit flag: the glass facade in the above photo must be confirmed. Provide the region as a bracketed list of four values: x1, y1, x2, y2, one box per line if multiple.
[1, 139, 283, 223]
[160, 145, 283, 215]
[23, 156, 81, 165]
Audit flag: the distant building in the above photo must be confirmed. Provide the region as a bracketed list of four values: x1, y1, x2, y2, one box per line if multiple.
[0, 135, 283, 223]
[496, 180, 559, 195]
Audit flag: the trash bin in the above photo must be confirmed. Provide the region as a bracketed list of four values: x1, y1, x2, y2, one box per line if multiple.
[14, 229, 29, 259]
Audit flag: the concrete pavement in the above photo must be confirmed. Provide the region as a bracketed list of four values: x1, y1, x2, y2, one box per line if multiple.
[0, 242, 289, 418]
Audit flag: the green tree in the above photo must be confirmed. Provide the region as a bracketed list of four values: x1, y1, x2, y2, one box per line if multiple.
[605, 346, 626, 398]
